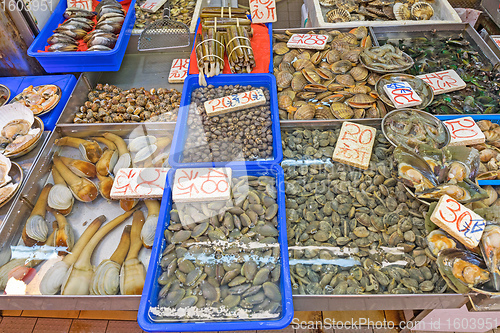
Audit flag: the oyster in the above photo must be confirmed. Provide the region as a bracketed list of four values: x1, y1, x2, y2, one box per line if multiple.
[481, 225, 500, 291]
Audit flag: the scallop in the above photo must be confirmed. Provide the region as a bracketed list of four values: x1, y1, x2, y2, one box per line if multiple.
[326, 9, 351, 23]
[411, 2, 434, 20]
[393, 3, 411, 20]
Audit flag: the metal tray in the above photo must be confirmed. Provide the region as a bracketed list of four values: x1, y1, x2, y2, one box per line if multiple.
[0, 123, 174, 309]
[56, 46, 192, 125]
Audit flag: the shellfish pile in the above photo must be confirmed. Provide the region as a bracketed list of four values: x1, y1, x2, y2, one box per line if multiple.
[152, 174, 283, 319]
[273, 28, 387, 120]
[320, 0, 435, 23]
[73, 84, 181, 123]
[134, 0, 195, 30]
[282, 127, 448, 294]
[11, 85, 61, 115]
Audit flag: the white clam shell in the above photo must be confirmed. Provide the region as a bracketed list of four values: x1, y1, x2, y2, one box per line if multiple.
[26, 214, 48, 243]
[108, 150, 119, 174]
[48, 184, 74, 210]
[133, 145, 157, 164]
[90, 260, 121, 295]
[0, 154, 11, 188]
[128, 135, 156, 153]
[141, 214, 158, 248]
[113, 153, 131, 176]
[39, 260, 70, 295]
[151, 152, 170, 167]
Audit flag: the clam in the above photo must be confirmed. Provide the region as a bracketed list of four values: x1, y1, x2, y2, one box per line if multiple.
[346, 94, 376, 108]
[40, 215, 106, 295]
[22, 184, 51, 247]
[273, 42, 289, 55]
[330, 60, 352, 74]
[315, 107, 335, 119]
[292, 59, 314, 71]
[301, 69, 321, 84]
[326, 50, 341, 64]
[393, 3, 411, 20]
[350, 65, 369, 81]
[133, 135, 173, 165]
[141, 199, 160, 249]
[96, 148, 118, 177]
[120, 210, 146, 295]
[48, 166, 74, 216]
[59, 156, 97, 178]
[276, 71, 293, 90]
[291, 73, 307, 92]
[330, 102, 354, 119]
[55, 137, 102, 163]
[53, 154, 98, 202]
[90, 225, 130, 295]
[62, 210, 135, 295]
[394, 146, 438, 192]
[336, 74, 355, 87]
[294, 105, 316, 120]
[102, 132, 131, 176]
[349, 26, 368, 39]
[427, 230, 456, 258]
[335, 32, 358, 45]
[481, 225, 500, 291]
[411, 1, 434, 20]
[437, 248, 491, 294]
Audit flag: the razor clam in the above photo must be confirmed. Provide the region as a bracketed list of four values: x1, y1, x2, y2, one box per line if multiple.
[120, 211, 146, 295]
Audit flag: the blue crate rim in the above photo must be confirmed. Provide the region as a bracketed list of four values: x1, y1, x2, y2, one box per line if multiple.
[138, 165, 293, 332]
[168, 73, 283, 168]
[27, 0, 134, 57]
[187, 18, 273, 74]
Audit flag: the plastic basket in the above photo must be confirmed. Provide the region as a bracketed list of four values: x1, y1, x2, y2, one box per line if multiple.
[27, 0, 136, 73]
[138, 165, 293, 332]
[168, 73, 283, 168]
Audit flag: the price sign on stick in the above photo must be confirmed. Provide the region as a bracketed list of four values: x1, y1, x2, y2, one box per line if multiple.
[417, 70, 466, 95]
[287, 34, 329, 50]
[173, 168, 232, 202]
[249, 0, 277, 23]
[383, 82, 422, 108]
[110, 168, 169, 199]
[204, 89, 266, 116]
[332, 122, 376, 170]
[444, 117, 485, 146]
[140, 0, 168, 13]
[430, 194, 486, 249]
[67, 0, 92, 10]
[168, 59, 189, 83]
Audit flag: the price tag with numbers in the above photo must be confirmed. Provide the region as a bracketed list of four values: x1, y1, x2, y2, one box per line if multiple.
[493, 36, 500, 49]
[417, 70, 466, 95]
[204, 89, 266, 116]
[110, 168, 169, 199]
[332, 122, 376, 170]
[430, 194, 486, 249]
[383, 81, 422, 108]
[249, 0, 277, 23]
[286, 34, 329, 50]
[444, 117, 485, 146]
[140, 0, 167, 13]
[168, 59, 189, 83]
[67, 0, 92, 10]
[173, 168, 232, 202]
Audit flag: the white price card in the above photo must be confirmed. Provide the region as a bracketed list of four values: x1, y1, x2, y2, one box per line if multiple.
[110, 168, 169, 199]
[332, 122, 376, 170]
[383, 81, 422, 108]
[249, 0, 277, 23]
[140, 0, 168, 12]
[168, 59, 189, 83]
[172, 168, 232, 202]
[417, 70, 466, 95]
[444, 117, 485, 146]
[430, 194, 486, 249]
[286, 34, 329, 50]
[67, 0, 92, 10]
[204, 89, 266, 116]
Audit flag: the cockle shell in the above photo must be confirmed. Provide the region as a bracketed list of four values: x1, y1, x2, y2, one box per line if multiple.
[294, 105, 316, 120]
[326, 9, 351, 23]
[48, 184, 74, 214]
[276, 71, 293, 89]
[330, 102, 354, 119]
[90, 259, 121, 295]
[315, 107, 335, 119]
[25, 215, 48, 243]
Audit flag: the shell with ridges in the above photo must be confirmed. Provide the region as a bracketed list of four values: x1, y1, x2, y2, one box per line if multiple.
[393, 3, 411, 20]
[411, 2, 434, 20]
[276, 71, 293, 89]
[294, 105, 316, 120]
[90, 260, 121, 295]
[273, 42, 289, 55]
[25, 215, 48, 243]
[48, 184, 74, 213]
[330, 102, 354, 119]
[326, 9, 351, 23]
[315, 107, 335, 119]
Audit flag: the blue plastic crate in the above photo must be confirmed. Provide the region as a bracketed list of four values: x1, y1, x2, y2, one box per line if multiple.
[436, 114, 500, 186]
[138, 165, 293, 332]
[168, 73, 283, 168]
[0, 77, 24, 103]
[187, 18, 273, 74]
[27, 0, 135, 73]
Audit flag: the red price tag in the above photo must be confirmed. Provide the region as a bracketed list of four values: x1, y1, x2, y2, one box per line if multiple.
[383, 82, 422, 108]
[168, 59, 189, 83]
[493, 37, 500, 48]
[111, 168, 169, 199]
[286, 34, 328, 50]
[444, 117, 485, 146]
[67, 0, 92, 10]
[173, 168, 232, 202]
[430, 194, 485, 249]
[249, 0, 277, 23]
[332, 122, 376, 170]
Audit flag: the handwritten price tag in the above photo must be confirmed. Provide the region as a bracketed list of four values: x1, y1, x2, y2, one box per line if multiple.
[286, 34, 329, 50]
[250, 0, 277, 23]
[110, 168, 169, 199]
[173, 168, 232, 202]
[383, 81, 422, 108]
[430, 194, 485, 249]
[493, 36, 500, 49]
[444, 117, 485, 146]
[332, 122, 376, 170]
[168, 59, 189, 83]
[67, 0, 92, 10]
[204, 89, 266, 116]
[140, 0, 167, 12]
[417, 70, 466, 95]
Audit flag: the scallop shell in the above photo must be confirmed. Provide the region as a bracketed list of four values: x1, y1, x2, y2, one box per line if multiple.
[26, 214, 48, 243]
[294, 105, 316, 120]
[330, 102, 354, 119]
[128, 135, 156, 153]
[393, 3, 411, 20]
[48, 184, 74, 212]
[326, 9, 351, 23]
[411, 1, 434, 20]
[0, 154, 11, 188]
[0, 103, 34, 131]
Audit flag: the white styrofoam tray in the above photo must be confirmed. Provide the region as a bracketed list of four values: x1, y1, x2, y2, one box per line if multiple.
[305, 0, 462, 28]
